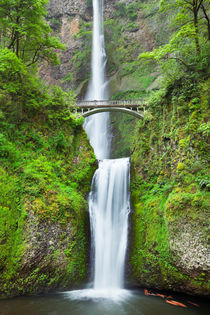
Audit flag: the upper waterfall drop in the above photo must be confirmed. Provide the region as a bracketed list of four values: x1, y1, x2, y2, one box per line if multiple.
[83, 0, 110, 159]
[86, 0, 108, 101]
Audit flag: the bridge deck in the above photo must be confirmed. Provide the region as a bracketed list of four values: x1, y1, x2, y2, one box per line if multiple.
[76, 100, 146, 108]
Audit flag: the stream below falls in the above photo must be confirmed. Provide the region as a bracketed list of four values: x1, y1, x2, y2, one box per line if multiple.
[0, 289, 208, 315]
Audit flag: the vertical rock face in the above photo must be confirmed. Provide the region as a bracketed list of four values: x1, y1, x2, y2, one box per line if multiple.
[40, 0, 157, 97]
[47, 0, 87, 17]
[39, 0, 91, 91]
[169, 223, 210, 274]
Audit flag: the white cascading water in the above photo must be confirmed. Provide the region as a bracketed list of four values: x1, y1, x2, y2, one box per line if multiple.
[68, 0, 130, 300]
[83, 0, 110, 159]
[84, 0, 130, 297]
[89, 158, 130, 292]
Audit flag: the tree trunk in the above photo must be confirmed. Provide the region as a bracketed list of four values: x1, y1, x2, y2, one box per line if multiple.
[201, 4, 210, 41]
[15, 13, 20, 57]
[16, 32, 19, 57]
[193, 5, 201, 54]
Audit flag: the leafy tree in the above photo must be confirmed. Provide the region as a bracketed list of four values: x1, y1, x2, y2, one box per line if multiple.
[0, 48, 77, 123]
[0, 0, 65, 66]
[159, 0, 210, 54]
[139, 0, 210, 80]
[200, 1, 210, 40]
[0, 48, 26, 93]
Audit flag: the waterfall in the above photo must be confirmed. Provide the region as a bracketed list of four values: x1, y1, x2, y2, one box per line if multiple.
[86, 0, 108, 100]
[68, 0, 130, 299]
[83, 0, 110, 159]
[89, 158, 130, 291]
[84, 0, 130, 296]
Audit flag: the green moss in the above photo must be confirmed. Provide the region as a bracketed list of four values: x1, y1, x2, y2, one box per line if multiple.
[0, 101, 96, 298]
[130, 189, 171, 287]
[130, 77, 210, 295]
[177, 162, 185, 171]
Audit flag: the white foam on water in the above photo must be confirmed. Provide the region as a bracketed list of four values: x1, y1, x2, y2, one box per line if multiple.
[63, 288, 131, 302]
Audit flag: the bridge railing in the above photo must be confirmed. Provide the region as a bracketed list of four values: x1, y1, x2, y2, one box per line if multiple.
[76, 99, 145, 108]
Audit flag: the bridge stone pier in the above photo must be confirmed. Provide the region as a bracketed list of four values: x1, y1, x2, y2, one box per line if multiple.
[75, 100, 147, 119]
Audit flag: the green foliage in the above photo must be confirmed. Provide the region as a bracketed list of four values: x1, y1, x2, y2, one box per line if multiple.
[114, 1, 141, 21]
[139, 0, 210, 85]
[198, 122, 210, 137]
[104, 18, 141, 76]
[0, 97, 96, 296]
[0, 48, 26, 94]
[71, 22, 92, 83]
[131, 170, 209, 290]
[130, 3, 209, 288]
[130, 64, 209, 293]
[86, 0, 92, 9]
[0, 167, 26, 282]
[126, 22, 139, 32]
[111, 89, 145, 100]
[0, 30, 95, 297]
[0, 48, 78, 127]
[49, 17, 62, 32]
[109, 112, 138, 158]
[130, 187, 173, 287]
[0, 0, 65, 66]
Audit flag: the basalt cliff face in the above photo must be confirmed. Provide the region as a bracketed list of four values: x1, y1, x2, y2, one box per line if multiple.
[40, 0, 158, 98]
[39, 0, 90, 92]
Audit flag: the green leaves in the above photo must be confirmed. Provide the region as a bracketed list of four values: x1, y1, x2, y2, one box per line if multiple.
[140, 24, 197, 61]
[0, 48, 26, 95]
[139, 0, 210, 86]
[0, 48, 25, 75]
[0, 0, 65, 66]
[0, 47, 77, 123]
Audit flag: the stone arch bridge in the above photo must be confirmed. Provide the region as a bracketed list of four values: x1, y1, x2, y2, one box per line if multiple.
[75, 100, 147, 119]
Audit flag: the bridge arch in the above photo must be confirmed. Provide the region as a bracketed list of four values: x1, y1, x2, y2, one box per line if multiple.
[81, 107, 144, 119]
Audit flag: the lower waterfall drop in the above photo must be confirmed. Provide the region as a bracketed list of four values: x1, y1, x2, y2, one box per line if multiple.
[67, 157, 131, 300]
[89, 158, 130, 292]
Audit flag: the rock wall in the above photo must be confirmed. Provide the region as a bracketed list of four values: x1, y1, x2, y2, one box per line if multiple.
[40, 0, 158, 98]
[39, 0, 91, 91]
[129, 78, 210, 296]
